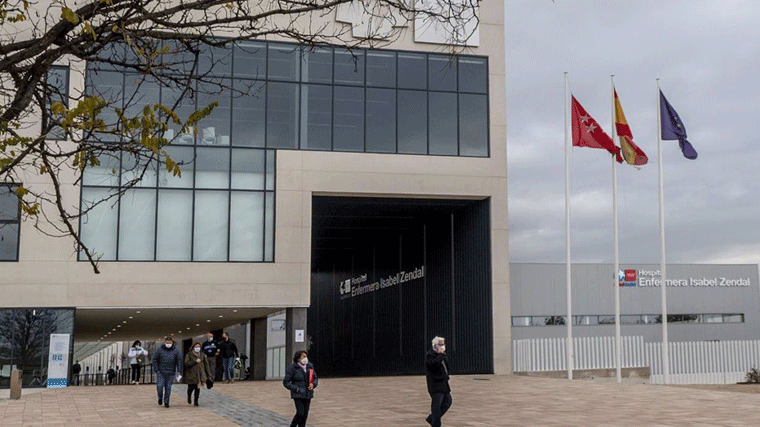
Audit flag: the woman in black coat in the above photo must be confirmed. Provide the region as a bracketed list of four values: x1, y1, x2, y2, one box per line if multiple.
[282, 350, 318, 427]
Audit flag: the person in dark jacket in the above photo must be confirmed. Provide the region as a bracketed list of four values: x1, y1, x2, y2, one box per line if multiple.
[425, 336, 451, 427]
[151, 336, 183, 408]
[184, 342, 211, 406]
[72, 360, 81, 386]
[106, 366, 116, 385]
[218, 332, 238, 383]
[283, 350, 318, 427]
[200, 332, 220, 382]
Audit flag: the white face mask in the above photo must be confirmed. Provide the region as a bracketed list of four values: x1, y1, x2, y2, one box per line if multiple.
[194, 347, 201, 353]
[440, 345, 446, 352]
[207, 337, 213, 341]
[165, 342, 173, 349]
[300, 357, 308, 365]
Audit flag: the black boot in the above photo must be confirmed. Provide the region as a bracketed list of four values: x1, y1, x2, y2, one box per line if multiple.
[194, 388, 200, 406]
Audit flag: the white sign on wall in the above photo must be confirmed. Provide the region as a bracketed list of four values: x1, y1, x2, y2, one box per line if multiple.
[618, 269, 751, 288]
[336, 0, 408, 39]
[47, 333, 70, 388]
[414, 0, 479, 46]
[334, 0, 479, 46]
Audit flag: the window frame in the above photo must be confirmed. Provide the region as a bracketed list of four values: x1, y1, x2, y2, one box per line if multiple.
[87, 40, 491, 159]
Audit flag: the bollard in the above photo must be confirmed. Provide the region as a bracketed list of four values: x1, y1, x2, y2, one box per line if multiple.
[10, 369, 22, 399]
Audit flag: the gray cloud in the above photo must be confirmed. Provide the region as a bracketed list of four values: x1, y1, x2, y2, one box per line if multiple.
[506, 0, 760, 265]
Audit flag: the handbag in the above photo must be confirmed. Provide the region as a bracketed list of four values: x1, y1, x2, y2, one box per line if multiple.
[206, 378, 214, 389]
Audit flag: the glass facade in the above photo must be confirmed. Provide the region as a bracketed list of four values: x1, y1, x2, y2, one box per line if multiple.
[512, 313, 745, 327]
[0, 308, 75, 388]
[88, 41, 489, 156]
[79, 41, 489, 262]
[0, 184, 20, 261]
[79, 148, 275, 262]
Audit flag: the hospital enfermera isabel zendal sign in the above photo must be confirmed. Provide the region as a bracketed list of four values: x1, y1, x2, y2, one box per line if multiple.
[618, 269, 750, 288]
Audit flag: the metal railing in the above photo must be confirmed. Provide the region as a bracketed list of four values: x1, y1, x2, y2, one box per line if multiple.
[71, 364, 158, 386]
[71, 358, 251, 385]
[512, 336, 760, 384]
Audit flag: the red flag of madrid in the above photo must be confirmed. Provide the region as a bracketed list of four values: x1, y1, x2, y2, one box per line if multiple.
[571, 96, 622, 163]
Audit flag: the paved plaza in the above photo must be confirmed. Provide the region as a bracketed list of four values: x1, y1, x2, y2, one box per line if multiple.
[2, 374, 760, 426]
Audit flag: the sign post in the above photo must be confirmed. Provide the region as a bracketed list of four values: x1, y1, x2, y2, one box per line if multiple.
[47, 333, 70, 388]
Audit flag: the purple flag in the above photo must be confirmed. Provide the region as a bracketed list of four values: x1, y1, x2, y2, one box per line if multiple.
[660, 90, 697, 160]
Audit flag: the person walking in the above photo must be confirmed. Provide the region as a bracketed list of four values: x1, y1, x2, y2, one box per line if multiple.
[106, 366, 116, 385]
[425, 336, 452, 427]
[184, 342, 211, 406]
[218, 332, 238, 383]
[283, 350, 318, 427]
[151, 336, 183, 408]
[72, 360, 81, 386]
[128, 340, 148, 384]
[201, 332, 220, 383]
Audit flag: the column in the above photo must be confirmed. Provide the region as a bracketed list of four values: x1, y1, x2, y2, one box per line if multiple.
[285, 308, 308, 361]
[250, 317, 267, 380]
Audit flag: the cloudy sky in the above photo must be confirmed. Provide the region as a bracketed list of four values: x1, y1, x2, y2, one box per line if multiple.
[505, 0, 760, 265]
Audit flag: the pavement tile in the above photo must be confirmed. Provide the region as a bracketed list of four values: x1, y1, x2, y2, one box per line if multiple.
[2, 376, 760, 426]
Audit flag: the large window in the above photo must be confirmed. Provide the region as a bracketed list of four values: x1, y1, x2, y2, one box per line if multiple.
[79, 147, 275, 262]
[0, 184, 20, 261]
[82, 53, 276, 262]
[89, 41, 490, 157]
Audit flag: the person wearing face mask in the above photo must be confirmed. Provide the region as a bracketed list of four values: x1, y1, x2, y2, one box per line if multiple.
[184, 342, 212, 406]
[200, 332, 220, 383]
[128, 340, 148, 384]
[151, 336, 183, 408]
[425, 336, 451, 427]
[282, 350, 318, 427]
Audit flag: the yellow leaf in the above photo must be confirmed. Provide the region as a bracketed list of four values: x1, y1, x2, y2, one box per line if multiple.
[61, 7, 79, 24]
[82, 22, 96, 40]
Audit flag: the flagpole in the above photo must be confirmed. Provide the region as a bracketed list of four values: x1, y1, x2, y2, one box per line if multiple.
[610, 76, 622, 384]
[656, 78, 670, 384]
[564, 72, 574, 380]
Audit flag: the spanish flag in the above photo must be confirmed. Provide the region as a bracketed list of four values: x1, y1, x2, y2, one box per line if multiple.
[614, 89, 648, 166]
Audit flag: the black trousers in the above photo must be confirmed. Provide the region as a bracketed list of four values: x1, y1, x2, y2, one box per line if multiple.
[187, 383, 201, 404]
[131, 364, 141, 382]
[290, 398, 311, 427]
[429, 392, 452, 427]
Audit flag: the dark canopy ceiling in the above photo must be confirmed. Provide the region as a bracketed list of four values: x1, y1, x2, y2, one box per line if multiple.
[311, 196, 482, 253]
